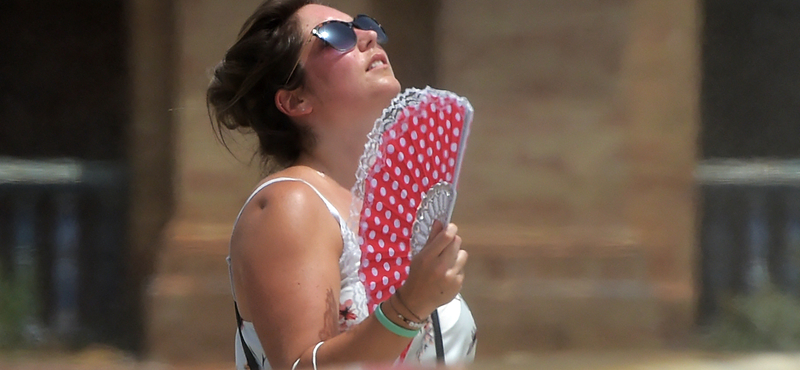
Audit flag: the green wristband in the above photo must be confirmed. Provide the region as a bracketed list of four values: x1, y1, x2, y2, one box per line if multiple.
[375, 302, 419, 338]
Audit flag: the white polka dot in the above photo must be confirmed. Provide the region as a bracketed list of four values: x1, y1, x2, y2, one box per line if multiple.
[387, 144, 395, 153]
[417, 154, 424, 163]
[446, 173, 452, 181]
[389, 196, 396, 205]
[396, 257, 402, 266]
[412, 184, 419, 193]
[370, 178, 377, 187]
[439, 111, 445, 120]
[362, 258, 369, 267]
[441, 164, 447, 173]
[429, 117, 435, 126]
[455, 113, 462, 121]
[391, 233, 397, 242]
[409, 198, 416, 207]
[385, 210, 391, 219]
[431, 104, 437, 112]
[406, 213, 413, 222]
[398, 152, 405, 161]
[422, 177, 429, 186]
[454, 127, 460, 137]
[367, 193, 374, 202]
[451, 143, 458, 152]
[367, 245, 374, 253]
[390, 130, 397, 139]
[409, 146, 415, 155]
[413, 116, 418, 125]
[401, 189, 408, 198]
[399, 242, 406, 251]
[421, 109, 428, 118]
[436, 141, 442, 150]
[420, 140, 426, 148]
[377, 291, 383, 299]
[403, 175, 410, 185]
[433, 170, 439, 179]
[388, 248, 395, 257]
[360, 272, 366, 281]
[372, 268, 378, 276]
[392, 181, 399, 190]
[369, 230, 376, 239]
[446, 119, 451, 129]
[394, 167, 401, 176]
[443, 150, 449, 158]
[377, 202, 383, 211]
[427, 147, 433, 156]
[425, 163, 431, 171]
[438, 126, 444, 135]
[389, 286, 396, 294]
[378, 239, 385, 248]
[382, 276, 389, 285]
[420, 124, 427, 133]
[394, 219, 401, 228]
[394, 271, 401, 280]
[382, 225, 389, 234]
[365, 208, 372, 217]
[414, 168, 421, 177]
[399, 137, 407, 146]
[407, 161, 413, 170]
[435, 156, 441, 165]
[411, 131, 418, 140]
[369, 281, 376, 289]
[398, 204, 404, 213]
[402, 228, 409, 236]
[429, 132, 435, 141]
[401, 123, 409, 131]
[405, 266, 410, 274]
[448, 158, 455, 167]
[447, 105, 452, 114]
[384, 262, 391, 271]
[374, 216, 381, 225]
[376, 253, 382, 262]
[380, 187, 386, 196]
[445, 135, 450, 144]
[386, 158, 393, 166]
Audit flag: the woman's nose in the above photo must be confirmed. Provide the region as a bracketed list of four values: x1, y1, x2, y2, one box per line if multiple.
[355, 27, 378, 51]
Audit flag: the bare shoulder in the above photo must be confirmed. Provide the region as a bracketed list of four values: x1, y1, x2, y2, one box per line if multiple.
[231, 166, 341, 259]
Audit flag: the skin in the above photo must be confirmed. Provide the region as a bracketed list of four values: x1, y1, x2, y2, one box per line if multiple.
[229, 4, 468, 368]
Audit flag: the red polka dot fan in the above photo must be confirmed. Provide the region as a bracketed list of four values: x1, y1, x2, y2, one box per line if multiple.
[350, 86, 473, 312]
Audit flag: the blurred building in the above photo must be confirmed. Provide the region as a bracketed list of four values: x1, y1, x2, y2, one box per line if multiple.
[4, 0, 800, 366]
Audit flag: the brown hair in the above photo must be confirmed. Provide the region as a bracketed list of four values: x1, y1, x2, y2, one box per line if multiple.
[207, 0, 317, 173]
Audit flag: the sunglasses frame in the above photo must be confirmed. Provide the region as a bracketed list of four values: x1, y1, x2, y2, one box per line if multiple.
[283, 14, 387, 86]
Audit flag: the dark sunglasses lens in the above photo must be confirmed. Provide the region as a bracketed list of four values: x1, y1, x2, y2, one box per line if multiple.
[317, 21, 357, 51]
[353, 15, 387, 44]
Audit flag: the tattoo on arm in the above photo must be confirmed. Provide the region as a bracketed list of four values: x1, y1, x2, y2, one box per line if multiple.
[319, 288, 338, 341]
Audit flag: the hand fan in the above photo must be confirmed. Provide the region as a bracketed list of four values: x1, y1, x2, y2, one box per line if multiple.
[350, 86, 473, 312]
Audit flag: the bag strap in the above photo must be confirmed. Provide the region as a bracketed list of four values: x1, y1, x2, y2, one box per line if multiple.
[235, 302, 261, 370]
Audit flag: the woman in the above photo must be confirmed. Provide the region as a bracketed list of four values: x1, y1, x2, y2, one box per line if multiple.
[207, 1, 476, 368]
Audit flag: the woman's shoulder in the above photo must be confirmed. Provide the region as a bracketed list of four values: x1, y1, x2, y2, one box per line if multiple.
[231, 166, 342, 254]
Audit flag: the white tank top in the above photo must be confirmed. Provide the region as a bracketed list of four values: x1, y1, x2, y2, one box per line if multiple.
[227, 177, 477, 369]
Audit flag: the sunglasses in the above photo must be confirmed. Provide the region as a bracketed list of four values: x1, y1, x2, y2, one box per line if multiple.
[284, 14, 388, 86]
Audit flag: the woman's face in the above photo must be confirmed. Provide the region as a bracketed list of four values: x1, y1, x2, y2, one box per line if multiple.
[293, 4, 401, 129]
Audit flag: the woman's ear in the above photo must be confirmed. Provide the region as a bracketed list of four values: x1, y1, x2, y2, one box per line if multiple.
[275, 88, 311, 117]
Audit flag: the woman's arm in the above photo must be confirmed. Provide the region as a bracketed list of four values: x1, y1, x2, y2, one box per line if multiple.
[230, 180, 466, 369]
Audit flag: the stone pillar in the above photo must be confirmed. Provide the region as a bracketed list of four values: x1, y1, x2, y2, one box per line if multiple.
[127, 0, 177, 354]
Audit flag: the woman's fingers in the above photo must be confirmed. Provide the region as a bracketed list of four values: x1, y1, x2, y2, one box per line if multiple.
[418, 221, 454, 258]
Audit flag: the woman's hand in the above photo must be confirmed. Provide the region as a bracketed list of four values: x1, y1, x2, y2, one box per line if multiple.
[398, 221, 468, 318]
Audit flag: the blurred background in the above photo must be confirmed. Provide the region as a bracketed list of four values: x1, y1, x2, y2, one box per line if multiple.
[3, 0, 800, 368]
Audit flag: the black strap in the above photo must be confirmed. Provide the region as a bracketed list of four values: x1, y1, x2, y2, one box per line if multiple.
[431, 309, 445, 364]
[235, 302, 261, 370]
